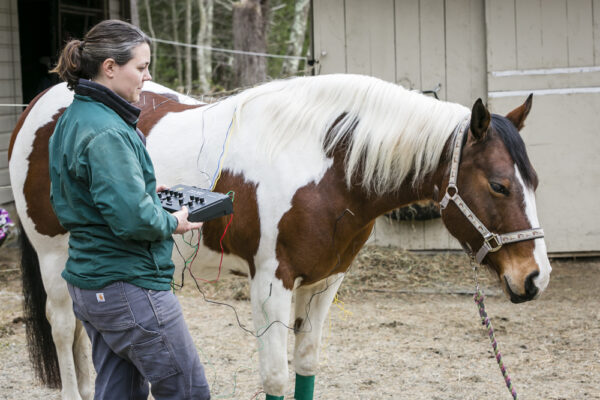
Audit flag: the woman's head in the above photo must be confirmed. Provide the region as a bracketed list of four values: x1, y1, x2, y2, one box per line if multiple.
[52, 19, 152, 101]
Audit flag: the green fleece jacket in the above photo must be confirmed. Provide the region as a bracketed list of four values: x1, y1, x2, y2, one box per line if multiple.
[49, 80, 178, 290]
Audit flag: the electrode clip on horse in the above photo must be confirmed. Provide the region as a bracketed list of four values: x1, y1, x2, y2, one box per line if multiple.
[8, 74, 551, 400]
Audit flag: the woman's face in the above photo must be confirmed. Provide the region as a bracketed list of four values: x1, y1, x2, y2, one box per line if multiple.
[110, 43, 152, 103]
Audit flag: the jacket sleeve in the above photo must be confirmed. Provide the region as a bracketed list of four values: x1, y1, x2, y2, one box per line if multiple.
[84, 128, 178, 241]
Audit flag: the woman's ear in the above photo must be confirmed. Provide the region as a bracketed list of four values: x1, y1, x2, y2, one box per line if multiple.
[100, 58, 117, 79]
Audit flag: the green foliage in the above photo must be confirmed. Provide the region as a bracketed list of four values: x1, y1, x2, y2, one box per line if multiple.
[137, 0, 311, 95]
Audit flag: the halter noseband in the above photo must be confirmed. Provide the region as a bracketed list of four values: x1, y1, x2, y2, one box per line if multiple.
[439, 117, 545, 264]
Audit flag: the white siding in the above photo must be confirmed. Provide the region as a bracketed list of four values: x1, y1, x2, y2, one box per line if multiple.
[486, 0, 600, 252]
[0, 0, 21, 204]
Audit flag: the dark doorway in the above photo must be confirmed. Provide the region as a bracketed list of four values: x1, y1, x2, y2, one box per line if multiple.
[18, 0, 108, 104]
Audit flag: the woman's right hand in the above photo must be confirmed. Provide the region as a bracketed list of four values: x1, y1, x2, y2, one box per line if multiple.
[172, 207, 203, 234]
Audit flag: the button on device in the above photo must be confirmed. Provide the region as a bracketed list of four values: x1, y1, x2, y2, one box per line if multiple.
[160, 184, 233, 222]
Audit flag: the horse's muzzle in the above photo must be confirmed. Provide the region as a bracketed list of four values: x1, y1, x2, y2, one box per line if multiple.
[505, 271, 539, 303]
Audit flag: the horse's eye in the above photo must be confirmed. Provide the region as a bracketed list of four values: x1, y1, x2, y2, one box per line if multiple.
[490, 182, 510, 196]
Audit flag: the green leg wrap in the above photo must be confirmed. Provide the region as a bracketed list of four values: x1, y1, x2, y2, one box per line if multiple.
[265, 394, 284, 400]
[294, 374, 315, 400]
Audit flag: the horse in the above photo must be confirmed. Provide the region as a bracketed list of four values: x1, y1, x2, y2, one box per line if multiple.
[8, 74, 551, 400]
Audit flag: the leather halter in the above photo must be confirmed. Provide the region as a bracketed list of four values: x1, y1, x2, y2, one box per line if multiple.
[439, 117, 545, 264]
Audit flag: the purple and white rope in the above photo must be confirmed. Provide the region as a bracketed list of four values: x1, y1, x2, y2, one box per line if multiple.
[474, 289, 518, 400]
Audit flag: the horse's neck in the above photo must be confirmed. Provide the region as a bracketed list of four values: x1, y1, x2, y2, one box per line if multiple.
[346, 143, 451, 223]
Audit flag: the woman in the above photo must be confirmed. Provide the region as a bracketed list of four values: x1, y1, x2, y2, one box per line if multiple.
[49, 20, 210, 399]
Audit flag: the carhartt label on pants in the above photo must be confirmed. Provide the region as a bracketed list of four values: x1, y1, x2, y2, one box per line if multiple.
[96, 293, 105, 302]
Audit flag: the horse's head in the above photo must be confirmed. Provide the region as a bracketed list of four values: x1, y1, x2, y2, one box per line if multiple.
[440, 96, 551, 303]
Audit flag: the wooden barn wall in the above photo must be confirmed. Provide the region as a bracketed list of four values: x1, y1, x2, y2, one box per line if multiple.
[0, 0, 20, 205]
[486, 0, 600, 253]
[313, 0, 600, 253]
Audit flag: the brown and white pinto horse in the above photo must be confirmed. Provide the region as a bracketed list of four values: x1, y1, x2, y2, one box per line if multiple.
[8, 75, 551, 399]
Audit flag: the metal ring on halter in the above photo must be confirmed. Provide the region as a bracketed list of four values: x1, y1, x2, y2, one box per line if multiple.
[483, 233, 502, 253]
[446, 184, 458, 198]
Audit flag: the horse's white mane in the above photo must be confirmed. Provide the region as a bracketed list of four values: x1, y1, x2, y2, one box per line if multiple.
[234, 74, 470, 195]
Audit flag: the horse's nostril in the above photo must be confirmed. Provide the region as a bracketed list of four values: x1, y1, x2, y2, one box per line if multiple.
[525, 271, 539, 298]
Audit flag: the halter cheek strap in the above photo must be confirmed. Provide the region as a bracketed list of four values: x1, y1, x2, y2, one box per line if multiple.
[439, 117, 545, 264]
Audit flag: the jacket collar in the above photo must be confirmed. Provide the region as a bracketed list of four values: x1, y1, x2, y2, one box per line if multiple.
[75, 79, 140, 127]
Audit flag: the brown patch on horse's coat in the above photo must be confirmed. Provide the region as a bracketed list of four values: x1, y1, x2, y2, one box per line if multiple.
[24, 110, 68, 236]
[274, 155, 379, 290]
[135, 92, 203, 136]
[8, 88, 51, 161]
[202, 171, 261, 278]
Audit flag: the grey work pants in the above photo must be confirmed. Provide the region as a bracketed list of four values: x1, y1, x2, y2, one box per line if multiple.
[67, 281, 210, 400]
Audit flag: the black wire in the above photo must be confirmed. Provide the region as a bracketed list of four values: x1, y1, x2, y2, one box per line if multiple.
[175, 207, 355, 338]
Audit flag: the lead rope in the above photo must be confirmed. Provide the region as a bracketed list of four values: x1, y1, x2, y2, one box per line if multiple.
[472, 261, 518, 400]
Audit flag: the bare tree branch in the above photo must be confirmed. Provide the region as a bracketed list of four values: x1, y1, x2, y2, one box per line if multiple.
[185, 0, 193, 92]
[281, 0, 310, 76]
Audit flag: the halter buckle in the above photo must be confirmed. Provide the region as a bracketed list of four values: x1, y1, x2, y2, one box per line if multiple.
[483, 233, 502, 252]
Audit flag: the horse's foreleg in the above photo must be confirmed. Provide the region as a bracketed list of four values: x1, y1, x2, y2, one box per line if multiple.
[250, 268, 293, 400]
[292, 273, 345, 400]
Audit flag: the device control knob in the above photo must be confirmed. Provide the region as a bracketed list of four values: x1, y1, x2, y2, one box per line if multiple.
[187, 200, 194, 207]
[166, 195, 172, 201]
[199, 197, 205, 204]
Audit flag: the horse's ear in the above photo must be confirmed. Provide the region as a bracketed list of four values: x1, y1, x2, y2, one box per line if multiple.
[505, 94, 533, 131]
[470, 98, 490, 141]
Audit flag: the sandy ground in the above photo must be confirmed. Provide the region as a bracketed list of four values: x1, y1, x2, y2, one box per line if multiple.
[0, 245, 598, 400]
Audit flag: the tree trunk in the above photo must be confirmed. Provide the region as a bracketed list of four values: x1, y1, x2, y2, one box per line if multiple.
[143, 0, 157, 78]
[281, 0, 310, 76]
[171, 0, 183, 88]
[130, 0, 140, 26]
[185, 0, 193, 92]
[232, 0, 269, 87]
[196, 0, 214, 93]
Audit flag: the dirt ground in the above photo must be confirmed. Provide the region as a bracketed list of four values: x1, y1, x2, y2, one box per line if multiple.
[0, 244, 598, 400]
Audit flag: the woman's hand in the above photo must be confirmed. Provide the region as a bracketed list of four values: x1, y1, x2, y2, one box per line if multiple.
[172, 206, 203, 234]
[156, 184, 168, 193]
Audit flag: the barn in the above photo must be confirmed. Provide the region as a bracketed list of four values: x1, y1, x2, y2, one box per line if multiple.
[313, 0, 600, 255]
[1, 0, 599, 255]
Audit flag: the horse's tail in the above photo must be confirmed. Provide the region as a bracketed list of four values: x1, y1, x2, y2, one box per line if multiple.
[19, 225, 61, 388]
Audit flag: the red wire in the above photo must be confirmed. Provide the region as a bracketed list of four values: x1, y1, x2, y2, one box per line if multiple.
[189, 213, 234, 284]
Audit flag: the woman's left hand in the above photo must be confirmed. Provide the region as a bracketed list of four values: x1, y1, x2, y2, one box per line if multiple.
[156, 184, 168, 193]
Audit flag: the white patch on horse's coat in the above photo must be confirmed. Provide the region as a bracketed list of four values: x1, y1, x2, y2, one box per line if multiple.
[142, 81, 202, 105]
[293, 273, 345, 376]
[514, 166, 551, 292]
